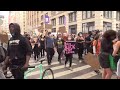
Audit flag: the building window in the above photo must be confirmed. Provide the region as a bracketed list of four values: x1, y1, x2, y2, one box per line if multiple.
[103, 21, 112, 31]
[69, 25, 77, 34]
[82, 22, 95, 33]
[116, 11, 120, 21]
[51, 18, 56, 26]
[52, 28, 56, 32]
[82, 11, 95, 20]
[59, 15, 65, 25]
[69, 11, 77, 22]
[103, 11, 112, 19]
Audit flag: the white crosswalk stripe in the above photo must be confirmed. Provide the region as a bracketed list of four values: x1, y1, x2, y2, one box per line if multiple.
[72, 71, 97, 79]
[25, 59, 101, 79]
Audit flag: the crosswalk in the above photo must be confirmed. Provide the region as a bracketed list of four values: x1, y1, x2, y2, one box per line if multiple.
[27, 58, 102, 79]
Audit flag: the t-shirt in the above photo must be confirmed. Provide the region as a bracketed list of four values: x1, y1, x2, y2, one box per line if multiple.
[46, 37, 54, 48]
[85, 35, 92, 47]
[7, 35, 32, 65]
[56, 40, 64, 49]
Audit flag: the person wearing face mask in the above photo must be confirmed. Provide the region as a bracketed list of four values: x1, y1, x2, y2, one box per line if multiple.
[2, 23, 32, 79]
[99, 30, 116, 79]
[55, 35, 64, 64]
[45, 32, 55, 65]
[39, 35, 45, 58]
[76, 33, 85, 62]
[64, 36, 73, 70]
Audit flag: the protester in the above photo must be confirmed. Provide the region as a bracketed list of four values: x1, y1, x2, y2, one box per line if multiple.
[76, 33, 84, 62]
[64, 35, 74, 70]
[2, 23, 32, 79]
[45, 32, 55, 65]
[99, 30, 116, 79]
[33, 43, 39, 62]
[39, 35, 45, 58]
[85, 31, 94, 54]
[55, 34, 64, 64]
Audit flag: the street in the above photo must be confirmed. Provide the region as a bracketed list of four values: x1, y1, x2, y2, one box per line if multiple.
[27, 52, 117, 79]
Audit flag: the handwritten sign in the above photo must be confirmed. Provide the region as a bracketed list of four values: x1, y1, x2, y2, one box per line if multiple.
[64, 41, 76, 54]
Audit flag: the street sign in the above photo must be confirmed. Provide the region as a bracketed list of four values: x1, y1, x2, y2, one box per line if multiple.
[0, 19, 3, 25]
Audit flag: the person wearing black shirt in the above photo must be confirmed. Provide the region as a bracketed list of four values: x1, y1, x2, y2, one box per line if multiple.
[39, 35, 45, 57]
[3, 23, 32, 79]
[76, 33, 84, 61]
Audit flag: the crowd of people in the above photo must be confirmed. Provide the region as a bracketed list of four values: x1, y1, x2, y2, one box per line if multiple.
[0, 22, 120, 79]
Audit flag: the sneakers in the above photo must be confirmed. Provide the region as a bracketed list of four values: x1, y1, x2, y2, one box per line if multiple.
[94, 70, 101, 74]
[69, 67, 73, 71]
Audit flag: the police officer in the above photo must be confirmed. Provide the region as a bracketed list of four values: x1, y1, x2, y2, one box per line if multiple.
[3, 23, 32, 79]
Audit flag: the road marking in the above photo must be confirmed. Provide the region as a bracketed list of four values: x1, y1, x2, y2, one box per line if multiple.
[36, 65, 91, 79]
[72, 71, 97, 79]
[47, 65, 91, 79]
[25, 63, 77, 77]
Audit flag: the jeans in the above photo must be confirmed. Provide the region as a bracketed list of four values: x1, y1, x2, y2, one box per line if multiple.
[40, 47, 45, 57]
[78, 48, 84, 60]
[46, 48, 54, 65]
[57, 48, 63, 62]
[65, 54, 73, 67]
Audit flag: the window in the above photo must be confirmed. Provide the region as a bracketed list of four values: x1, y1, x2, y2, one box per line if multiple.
[103, 11, 112, 19]
[103, 21, 112, 31]
[69, 11, 77, 22]
[82, 22, 95, 33]
[52, 28, 56, 32]
[51, 18, 56, 26]
[82, 11, 95, 19]
[116, 11, 120, 21]
[82, 11, 86, 19]
[59, 15, 65, 25]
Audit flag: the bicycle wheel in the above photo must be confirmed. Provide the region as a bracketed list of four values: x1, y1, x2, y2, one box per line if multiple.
[42, 68, 54, 79]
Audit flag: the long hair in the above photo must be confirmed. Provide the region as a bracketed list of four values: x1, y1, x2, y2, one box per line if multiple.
[102, 30, 116, 40]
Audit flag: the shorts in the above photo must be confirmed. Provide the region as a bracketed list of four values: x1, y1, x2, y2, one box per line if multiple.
[99, 53, 110, 68]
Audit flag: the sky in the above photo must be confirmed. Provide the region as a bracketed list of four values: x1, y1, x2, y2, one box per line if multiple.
[0, 11, 9, 17]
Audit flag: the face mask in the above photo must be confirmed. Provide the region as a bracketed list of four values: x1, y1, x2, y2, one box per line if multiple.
[59, 38, 61, 40]
[80, 34, 82, 37]
[68, 38, 71, 40]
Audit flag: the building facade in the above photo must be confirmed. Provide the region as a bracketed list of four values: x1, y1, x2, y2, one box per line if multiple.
[9, 11, 27, 35]
[26, 11, 120, 35]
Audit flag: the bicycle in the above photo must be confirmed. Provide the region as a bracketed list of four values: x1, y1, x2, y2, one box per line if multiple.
[4, 58, 54, 79]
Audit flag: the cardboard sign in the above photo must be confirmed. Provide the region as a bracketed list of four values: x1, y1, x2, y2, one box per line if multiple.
[84, 52, 100, 70]
[64, 41, 76, 54]
[58, 26, 67, 33]
[0, 34, 8, 44]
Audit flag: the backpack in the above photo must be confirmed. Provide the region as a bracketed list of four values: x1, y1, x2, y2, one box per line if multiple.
[0, 46, 7, 63]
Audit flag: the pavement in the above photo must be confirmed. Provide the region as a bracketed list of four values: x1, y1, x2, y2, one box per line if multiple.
[26, 52, 117, 79]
